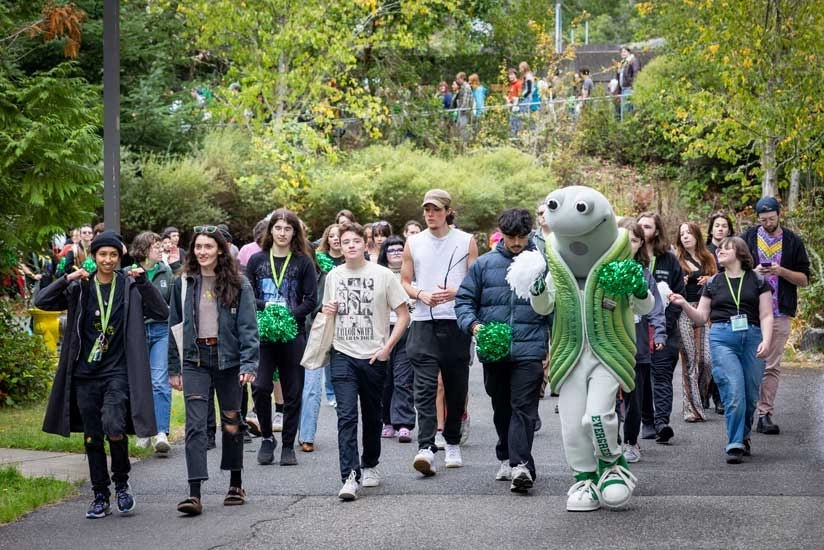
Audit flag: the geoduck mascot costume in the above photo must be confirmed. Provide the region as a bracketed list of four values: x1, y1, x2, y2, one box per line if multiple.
[507, 186, 653, 511]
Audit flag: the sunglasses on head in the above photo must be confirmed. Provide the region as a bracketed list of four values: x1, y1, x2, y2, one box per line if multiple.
[194, 225, 218, 234]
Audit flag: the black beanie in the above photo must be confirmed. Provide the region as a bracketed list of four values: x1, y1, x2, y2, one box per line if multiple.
[90, 230, 124, 255]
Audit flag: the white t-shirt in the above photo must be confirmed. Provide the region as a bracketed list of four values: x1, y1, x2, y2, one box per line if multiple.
[323, 262, 408, 360]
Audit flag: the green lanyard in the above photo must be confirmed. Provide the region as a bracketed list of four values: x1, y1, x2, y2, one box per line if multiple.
[649, 255, 656, 275]
[724, 272, 744, 314]
[88, 276, 116, 362]
[269, 250, 292, 294]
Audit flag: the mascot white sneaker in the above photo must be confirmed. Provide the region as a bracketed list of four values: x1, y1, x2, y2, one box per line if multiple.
[508, 186, 653, 511]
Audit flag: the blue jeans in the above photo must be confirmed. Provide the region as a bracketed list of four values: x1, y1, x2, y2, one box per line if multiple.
[709, 323, 765, 452]
[299, 365, 336, 444]
[324, 365, 335, 402]
[145, 322, 171, 434]
[330, 350, 386, 483]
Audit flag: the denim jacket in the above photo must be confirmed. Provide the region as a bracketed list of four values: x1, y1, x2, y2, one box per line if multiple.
[167, 273, 259, 376]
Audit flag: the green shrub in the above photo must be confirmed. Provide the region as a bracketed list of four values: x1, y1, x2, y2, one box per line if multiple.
[303, 144, 556, 239]
[0, 300, 56, 407]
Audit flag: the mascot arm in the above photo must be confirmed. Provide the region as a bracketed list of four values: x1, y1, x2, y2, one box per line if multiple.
[630, 288, 654, 316]
[529, 272, 556, 315]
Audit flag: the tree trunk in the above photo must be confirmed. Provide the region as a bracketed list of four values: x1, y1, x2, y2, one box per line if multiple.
[788, 167, 800, 211]
[275, 51, 288, 127]
[762, 136, 778, 197]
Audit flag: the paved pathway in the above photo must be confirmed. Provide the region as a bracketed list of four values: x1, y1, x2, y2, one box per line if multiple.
[1, 364, 823, 550]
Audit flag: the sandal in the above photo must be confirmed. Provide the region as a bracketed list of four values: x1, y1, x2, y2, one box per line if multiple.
[177, 497, 203, 516]
[223, 486, 247, 506]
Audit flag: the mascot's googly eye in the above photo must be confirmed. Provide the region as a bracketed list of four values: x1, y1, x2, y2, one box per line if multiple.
[547, 199, 560, 211]
[575, 201, 590, 214]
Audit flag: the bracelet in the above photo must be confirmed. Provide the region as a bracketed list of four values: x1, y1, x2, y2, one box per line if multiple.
[416, 289, 423, 300]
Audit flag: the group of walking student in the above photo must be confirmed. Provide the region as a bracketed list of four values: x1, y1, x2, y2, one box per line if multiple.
[35, 188, 809, 518]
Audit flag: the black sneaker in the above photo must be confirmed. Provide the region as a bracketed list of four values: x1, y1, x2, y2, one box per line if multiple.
[743, 439, 751, 457]
[207, 435, 217, 450]
[757, 415, 780, 435]
[86, 491, 111, 519]
[656, 425, 674, 444]
[280, 446, 298, 466]
[257, 438, 276, 465]
[115, 483, 135, 515]
[726, 448, 744, 464]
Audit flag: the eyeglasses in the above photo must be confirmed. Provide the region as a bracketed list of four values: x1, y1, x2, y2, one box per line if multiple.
[194, 225, 218, 234]
[386, 248, 404, 255]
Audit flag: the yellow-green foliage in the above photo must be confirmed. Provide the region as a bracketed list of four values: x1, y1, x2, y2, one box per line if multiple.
[303, 144, 556, 238]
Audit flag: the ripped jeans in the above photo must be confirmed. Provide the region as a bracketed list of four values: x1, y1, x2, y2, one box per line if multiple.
[182, 342, 244, 482]
[75, 373, 131, 494]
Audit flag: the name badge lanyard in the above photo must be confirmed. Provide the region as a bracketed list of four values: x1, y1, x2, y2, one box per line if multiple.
[89, 276, 116, 362]
[724, 273, 747, 331]
[269, 250, 292, 303]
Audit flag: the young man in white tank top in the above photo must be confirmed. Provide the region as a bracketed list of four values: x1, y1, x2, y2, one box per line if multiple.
[401, 189, 478, 476]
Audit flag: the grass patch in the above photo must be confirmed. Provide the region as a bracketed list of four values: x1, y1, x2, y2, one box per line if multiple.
[0, 467, 77, 525]
[0, 392, 188, 458]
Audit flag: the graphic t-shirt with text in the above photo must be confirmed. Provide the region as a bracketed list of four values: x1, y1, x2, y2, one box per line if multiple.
[322, 262, 407, 360]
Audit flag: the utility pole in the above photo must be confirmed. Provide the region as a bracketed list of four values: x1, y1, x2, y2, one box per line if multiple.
[555, 2, 562, 53]
[103, 0, 121, 233]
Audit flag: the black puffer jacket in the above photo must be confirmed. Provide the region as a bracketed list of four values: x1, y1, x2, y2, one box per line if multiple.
[455, 241, 551, 362]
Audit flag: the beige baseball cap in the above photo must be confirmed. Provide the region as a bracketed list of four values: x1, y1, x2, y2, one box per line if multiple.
[421, 188, 452, 208]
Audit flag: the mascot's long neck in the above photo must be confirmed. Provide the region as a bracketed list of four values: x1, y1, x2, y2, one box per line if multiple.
[553, 221, 618, 280]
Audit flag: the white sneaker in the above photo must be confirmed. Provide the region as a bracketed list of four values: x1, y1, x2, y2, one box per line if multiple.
[338, 471, 360, 501]
[597, 463, 637, 509]
[327, 400, 337, 408]
[622, 443, 641, 464]
[362, 467, 381, 488]
[413, 448, 436, 476]
[135, 437, 152, 449]
[495, 460, 512, 481]
[566, 479, 601, 512]
[510, 463, 534, 493]
[460, 415, 471, 446]
[434, 431, 446, 450]
[272, 412, 284, 432]
[245, 412, 261, 437]
[444, 444, 462, 468]
[153, 432, 171, 454]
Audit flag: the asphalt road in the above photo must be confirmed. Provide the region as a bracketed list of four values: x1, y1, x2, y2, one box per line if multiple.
[2, 363, 823, 550]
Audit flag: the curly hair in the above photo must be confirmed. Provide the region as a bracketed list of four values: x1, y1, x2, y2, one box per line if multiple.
[183, 229, 242, 308]
[129, 231, 160, 264]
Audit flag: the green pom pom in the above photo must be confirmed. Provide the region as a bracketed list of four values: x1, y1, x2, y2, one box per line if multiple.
[82, 257, 97, 272]
[315, 251, 335, 273]
[56, 257, 67, 274]
[598, 260, 646, 297]
[475, 321, 513, 363]
[257, 303, 299, 343]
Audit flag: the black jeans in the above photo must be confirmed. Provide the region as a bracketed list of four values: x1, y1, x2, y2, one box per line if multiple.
[482, 359, 544, 477]
[651, 331, 680, 430]
[406, 320, 471, 451]
[330, 350, 386, 483]
[182, 342, 244, 482]
[623, 363, 651, 446]
[389, 329, 415, 429]
[253, 337, 305, 445]
[75, 374, 131, 494]
[381, 352, 395, 426]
